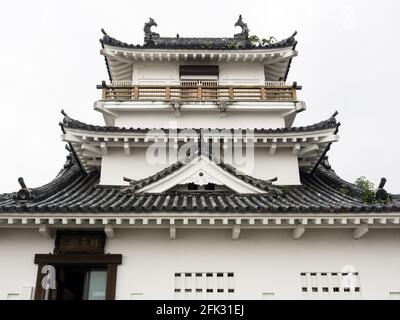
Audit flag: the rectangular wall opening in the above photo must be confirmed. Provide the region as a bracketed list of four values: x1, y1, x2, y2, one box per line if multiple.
[300, 271, 361, 299]
[174, 272, 234, 300]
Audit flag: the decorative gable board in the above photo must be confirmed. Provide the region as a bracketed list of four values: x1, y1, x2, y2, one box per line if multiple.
[137, 155, 266, 194]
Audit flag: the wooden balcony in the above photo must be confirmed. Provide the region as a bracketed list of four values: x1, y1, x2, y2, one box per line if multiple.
[97, 81, 300, 102]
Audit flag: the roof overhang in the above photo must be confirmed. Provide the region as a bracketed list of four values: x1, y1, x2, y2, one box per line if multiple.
[62, 123, 338, 175]
[101, 44, 297, 81]
[2, 213, 400, 240]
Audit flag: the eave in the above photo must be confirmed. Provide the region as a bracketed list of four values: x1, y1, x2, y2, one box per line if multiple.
[101, 45, 297, 82]
[62, 126, 338, 175]
[1, 213, 400, 240]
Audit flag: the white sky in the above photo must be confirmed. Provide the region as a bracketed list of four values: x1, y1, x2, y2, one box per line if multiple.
[0, 0, 399, 193]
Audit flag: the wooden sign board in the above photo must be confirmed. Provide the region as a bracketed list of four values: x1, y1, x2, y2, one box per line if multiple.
[55, 231, 105, 254]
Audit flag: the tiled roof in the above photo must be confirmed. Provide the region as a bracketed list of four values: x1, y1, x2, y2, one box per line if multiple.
[60, 112, 340, 134]
[0, 155, 399, 214]
[100, 30, 297, 51]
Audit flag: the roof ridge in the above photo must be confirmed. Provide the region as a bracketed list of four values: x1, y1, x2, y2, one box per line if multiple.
[314, 162, 400, 201]
[313, 160, 365, 198]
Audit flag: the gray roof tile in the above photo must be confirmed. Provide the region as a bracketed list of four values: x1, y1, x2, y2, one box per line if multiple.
[100, 29, 297, 51]
[61, 113, 340, 134]
[0, 154, 398, 213]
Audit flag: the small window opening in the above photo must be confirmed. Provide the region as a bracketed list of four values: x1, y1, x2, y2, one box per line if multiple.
[205, 183, 215, 191]
[188, 183, 199, 191]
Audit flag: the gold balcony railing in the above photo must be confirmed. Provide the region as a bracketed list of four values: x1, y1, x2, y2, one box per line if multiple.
[97, 81, 300, 102]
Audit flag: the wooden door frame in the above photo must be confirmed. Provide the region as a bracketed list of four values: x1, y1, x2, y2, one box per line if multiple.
[34, 254, 122, 300]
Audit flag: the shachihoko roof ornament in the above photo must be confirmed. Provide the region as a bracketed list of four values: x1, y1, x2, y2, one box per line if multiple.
[143, 17, 160, 42]
[234, 14, 250, 40]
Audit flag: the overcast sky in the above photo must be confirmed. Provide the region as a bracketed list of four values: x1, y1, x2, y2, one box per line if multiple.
[0, 0, 399, 193]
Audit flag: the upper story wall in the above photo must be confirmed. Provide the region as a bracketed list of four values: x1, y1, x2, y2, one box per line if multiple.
[130, 61, 266, 84]
[133, 61, 179, 84]
[99, 146, 300, 186]
[220, 62, 265, 84]
[112, 108, 289, 130]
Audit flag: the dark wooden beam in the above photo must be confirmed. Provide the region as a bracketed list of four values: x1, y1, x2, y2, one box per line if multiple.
[34, 254, 122, 265]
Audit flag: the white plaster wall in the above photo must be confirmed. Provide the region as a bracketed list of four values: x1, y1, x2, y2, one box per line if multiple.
[1, 228, 399, 300]
[100, 148, 173, 185]
[99, 146, 300, 186]
[0, 229, 53, 300]
[105, 228, 400, 300]
[133, 62, 179, 84]
[114, 110, 286, 130]
[130, 61, 265, 84]
[219, 62, 265, 84]
[238, 148, 300, 185]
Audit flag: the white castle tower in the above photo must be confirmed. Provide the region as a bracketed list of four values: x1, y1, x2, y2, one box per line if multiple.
[0, 16, 399, 300]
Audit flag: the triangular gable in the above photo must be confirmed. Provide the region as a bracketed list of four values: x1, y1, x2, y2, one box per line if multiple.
[136, 155, 266, 194]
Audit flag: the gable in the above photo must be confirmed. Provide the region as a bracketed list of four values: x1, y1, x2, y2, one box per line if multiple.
[136, 155, 266, 194]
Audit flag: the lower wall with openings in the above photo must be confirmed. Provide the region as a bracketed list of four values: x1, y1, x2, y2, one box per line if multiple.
[104, 228, 400, 299]
[1, 228, 400, 299]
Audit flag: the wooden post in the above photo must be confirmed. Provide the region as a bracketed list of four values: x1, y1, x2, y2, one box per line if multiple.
[229, 87, 234, 100]
[292, 88, 297, 101]
[133, 86, 139, 100]
[34, 263, 44, 300]
[197, 85, 202, 100]
[106, 264, 118, 300]
[260, 87, 266, 100]
[165, 86, 171, 101]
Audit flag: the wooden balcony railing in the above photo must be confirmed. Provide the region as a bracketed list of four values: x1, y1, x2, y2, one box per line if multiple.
[97, 81, 300, 102]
